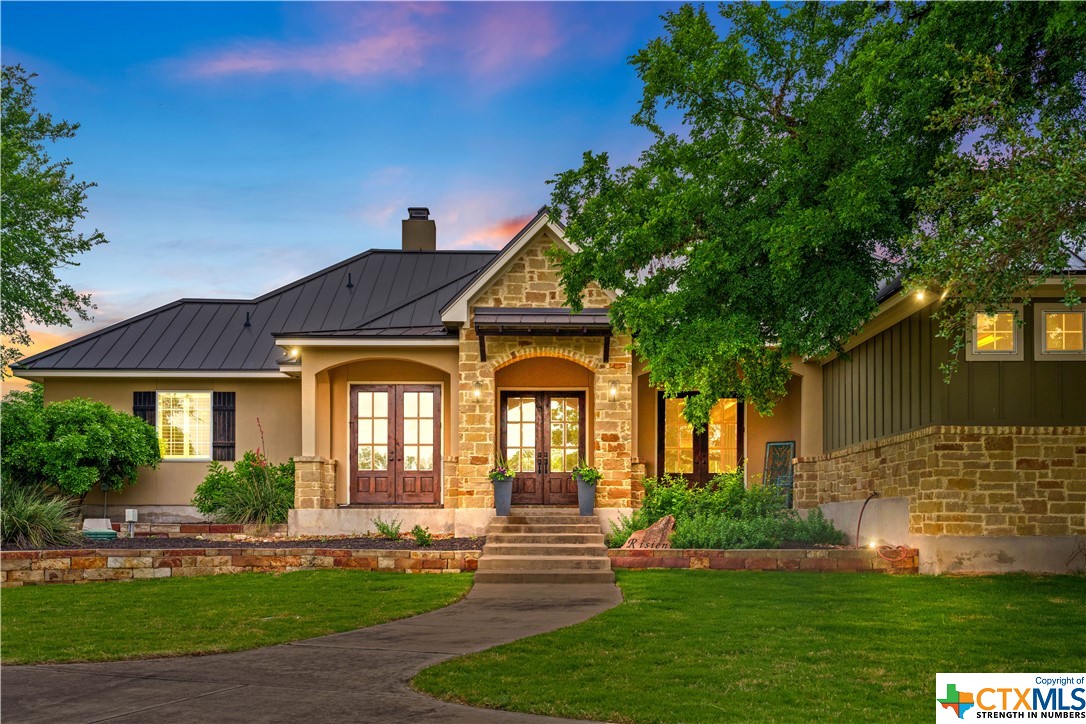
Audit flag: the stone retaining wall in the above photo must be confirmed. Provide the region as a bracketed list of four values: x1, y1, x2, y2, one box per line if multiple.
[106, 523, 290, 539]
[607, 547, 919, 573]
[0, 548, 480, 587]
[794, 425, 1086, 537]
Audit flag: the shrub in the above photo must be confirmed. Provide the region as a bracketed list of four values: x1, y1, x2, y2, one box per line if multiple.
[411, 525, 433, 547]
[609, 468, 846, 550]
[1, 484, 79, 548]
[373, 515, 402, 540]
[783, 508, 848, 546]
[672, 514, 786, 550]
[1, 384, 160, 499]
[191, 451, 295, 525]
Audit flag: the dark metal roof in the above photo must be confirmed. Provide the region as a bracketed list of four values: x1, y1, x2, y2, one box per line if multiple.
[16, 250, 496, 372]
[473, 307, 611, 332]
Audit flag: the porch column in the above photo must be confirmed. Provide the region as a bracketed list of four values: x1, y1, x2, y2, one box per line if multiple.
[301, 357, 317, 457]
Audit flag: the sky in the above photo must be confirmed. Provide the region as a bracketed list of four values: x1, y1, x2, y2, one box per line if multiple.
[2, 1, 684, 389]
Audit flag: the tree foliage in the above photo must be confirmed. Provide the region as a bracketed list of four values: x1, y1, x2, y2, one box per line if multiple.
[1, 65, 107, 374]
[1, 384, 160, 499]
[902, 52, 1086, 378]
[549, 2, 1085, 425]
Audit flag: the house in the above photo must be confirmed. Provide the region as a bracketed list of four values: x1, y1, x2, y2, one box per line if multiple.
[13, 208, 1085, 573]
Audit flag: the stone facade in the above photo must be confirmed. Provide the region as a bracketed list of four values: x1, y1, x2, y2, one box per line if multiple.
[294, 456, 337, 510]
[794, 425, 1086, 537]
[452, 232, 636, 509]
[608, 547, 919, 573]
[0, 547, 480, 587]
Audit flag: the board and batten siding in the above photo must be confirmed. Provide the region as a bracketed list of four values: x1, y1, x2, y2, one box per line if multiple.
[822, 300, 1086, 452]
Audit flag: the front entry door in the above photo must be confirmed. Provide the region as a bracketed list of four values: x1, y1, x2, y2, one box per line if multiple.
[350, 384, 441, 505]
[501, 392, 585, 506]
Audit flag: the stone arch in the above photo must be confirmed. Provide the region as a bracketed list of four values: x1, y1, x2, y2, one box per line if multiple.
[488, 345, 598, 375]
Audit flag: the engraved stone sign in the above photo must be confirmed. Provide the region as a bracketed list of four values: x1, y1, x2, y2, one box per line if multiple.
[621, 514, 675, 549]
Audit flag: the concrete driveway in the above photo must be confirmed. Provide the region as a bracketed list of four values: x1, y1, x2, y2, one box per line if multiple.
[1, 582, 622, 723]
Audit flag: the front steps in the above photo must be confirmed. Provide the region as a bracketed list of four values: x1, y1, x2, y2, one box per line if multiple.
[475, 508, 615, 584]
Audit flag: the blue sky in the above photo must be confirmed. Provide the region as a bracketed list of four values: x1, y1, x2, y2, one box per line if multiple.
[2, 1, 681, 366]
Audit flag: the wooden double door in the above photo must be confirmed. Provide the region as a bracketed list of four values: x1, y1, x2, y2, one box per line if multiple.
[350, 384, 441, 505]
[500, 391, 586, 506]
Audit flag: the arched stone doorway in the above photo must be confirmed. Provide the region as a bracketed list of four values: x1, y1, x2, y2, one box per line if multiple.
[494, 356, 595, 505]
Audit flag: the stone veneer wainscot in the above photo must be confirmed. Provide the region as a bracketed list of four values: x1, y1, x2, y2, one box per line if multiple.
[793, 425, 1086, 536]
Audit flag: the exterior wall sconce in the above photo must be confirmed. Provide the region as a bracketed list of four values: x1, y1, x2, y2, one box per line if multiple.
[472, 381, 483, 401]
[290, 348, 300, 359]
[608, 381, 618, 400]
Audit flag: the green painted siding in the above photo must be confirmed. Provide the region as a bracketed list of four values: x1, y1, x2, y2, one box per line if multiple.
[822, 300, 1086, 452]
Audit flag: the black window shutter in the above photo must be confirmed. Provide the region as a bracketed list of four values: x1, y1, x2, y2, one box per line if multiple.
[212, 392, 236, 461]
[133, 392, 156, 426]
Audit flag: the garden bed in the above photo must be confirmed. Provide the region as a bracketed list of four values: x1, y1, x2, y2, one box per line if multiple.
[1, 535, 484, 552]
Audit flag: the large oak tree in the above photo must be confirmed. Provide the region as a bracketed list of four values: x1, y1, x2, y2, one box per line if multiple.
[549, 2, 1085, 426]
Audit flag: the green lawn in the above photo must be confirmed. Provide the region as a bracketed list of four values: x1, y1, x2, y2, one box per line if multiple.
[2, 570, 472, 664]
[414, 570, 1086, 723]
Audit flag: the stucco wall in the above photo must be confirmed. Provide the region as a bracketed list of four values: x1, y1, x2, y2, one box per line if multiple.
[746, 375, 803, 481]
[42, 377, 301, 511]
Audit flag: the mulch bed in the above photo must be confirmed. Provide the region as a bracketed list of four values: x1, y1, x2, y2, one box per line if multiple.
[2, 536, 485, 552]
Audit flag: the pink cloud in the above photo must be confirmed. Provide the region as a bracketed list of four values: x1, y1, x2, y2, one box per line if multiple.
[177, 3, 565, 82]
[445, 213, 537, 250]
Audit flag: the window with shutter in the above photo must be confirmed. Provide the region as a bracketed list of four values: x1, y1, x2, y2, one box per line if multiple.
[212, 392, 236, 461]
[133, 392, 156, 426]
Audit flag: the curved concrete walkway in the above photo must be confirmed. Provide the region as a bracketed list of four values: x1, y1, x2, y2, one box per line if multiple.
[2, 582, 622, 723]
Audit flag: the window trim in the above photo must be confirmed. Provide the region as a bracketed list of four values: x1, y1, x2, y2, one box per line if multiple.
[1034, 302, 1086, 361]
[965, 304, 1024, 362]
[156, 390, 214, 462]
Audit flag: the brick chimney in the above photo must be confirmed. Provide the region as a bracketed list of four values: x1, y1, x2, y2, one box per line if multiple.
[402, 207, 436, 251]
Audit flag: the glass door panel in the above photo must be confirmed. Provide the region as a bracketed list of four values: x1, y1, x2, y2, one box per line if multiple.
[505, 396, 537, 474]
[708, 399, 739, 474]
[548, 397, 581, 473]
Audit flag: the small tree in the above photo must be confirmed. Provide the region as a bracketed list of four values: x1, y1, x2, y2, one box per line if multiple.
[1, 385, 160, 500]
[1, 66, 108, 374]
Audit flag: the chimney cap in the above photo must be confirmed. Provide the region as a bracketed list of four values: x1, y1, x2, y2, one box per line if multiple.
[407, 207, 430, 220]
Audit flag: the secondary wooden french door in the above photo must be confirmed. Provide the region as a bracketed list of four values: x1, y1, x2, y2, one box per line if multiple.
[350, 384, 441, 505]
[500, 391, 585, 506]
[657, 393, 744, 485]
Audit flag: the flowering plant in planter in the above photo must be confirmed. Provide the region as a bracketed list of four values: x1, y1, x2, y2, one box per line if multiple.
[572, 461, 602, 485]
[488, 456, 513, 482]
[489, 455, 514, 516]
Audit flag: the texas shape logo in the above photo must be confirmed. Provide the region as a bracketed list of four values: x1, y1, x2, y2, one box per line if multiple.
[938, 683, 976, 719]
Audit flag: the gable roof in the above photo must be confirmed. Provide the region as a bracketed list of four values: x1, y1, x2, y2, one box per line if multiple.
[15, 250, 496, 374]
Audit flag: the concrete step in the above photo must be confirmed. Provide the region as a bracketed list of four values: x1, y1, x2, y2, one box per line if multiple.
[486, 532, 605, 545]
[478, 555, 612, 571]
[494, 515, 597, 526]
[488, 523, 601, 534]
[482, 543, 607, 557]
[473, 569, 616, 585]
[508, 507, 580, 514]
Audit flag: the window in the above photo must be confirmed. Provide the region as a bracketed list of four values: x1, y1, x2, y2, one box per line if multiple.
[1034, 303, 1086, 361]
[1043, 311, 1084, 351]
[974, 312, 1016, 352]
[965, 304, 1024, 362]
[157, 392, 212, 459]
